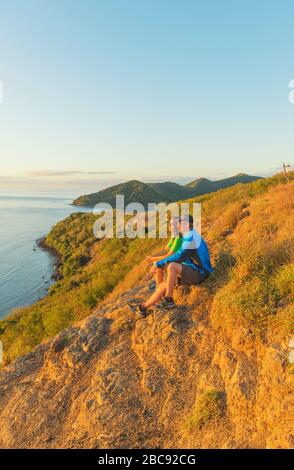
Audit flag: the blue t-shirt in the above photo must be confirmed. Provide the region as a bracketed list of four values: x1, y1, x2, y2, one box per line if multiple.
[156, 229, 213, 274]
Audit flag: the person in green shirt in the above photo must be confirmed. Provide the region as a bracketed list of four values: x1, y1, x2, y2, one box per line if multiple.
[146, 218, 183, 290]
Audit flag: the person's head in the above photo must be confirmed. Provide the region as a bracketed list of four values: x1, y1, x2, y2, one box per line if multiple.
[179, 214, 193, 234]
[169, 216, 180, 236]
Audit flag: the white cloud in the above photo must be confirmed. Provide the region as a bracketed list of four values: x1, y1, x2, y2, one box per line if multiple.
[28, 170, 116, 177]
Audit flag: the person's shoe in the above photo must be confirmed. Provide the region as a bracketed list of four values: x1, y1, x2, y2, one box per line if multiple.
[136, 304, 152, 318]
[127, 302, 151, 318]
[158, 296, 176, 309]
[148, 280, 156, 292]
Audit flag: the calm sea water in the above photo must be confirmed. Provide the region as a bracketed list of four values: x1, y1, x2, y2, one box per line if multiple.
[0, 196, 91, 319]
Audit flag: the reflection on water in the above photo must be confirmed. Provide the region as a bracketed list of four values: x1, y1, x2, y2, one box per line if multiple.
[0, 196, 91, 319]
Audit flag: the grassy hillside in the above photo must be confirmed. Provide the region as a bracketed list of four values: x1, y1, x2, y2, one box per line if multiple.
[0, 172, 292, 365]
[72, 173, 261, 207]
[0, 214, 160, 364]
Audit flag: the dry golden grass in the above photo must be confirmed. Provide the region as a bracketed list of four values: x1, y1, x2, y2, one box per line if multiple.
[109, 178, 294, 344]
[1, 173, 293, 366]
[0, 175, 293, 449]
[211, 182, 294, 337]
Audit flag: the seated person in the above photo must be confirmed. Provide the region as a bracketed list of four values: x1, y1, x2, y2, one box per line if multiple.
[135, 214, 213, 316]
[146, 217, 182, 290]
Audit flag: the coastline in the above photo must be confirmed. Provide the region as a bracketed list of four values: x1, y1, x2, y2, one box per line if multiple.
[36, 237, 62, 281]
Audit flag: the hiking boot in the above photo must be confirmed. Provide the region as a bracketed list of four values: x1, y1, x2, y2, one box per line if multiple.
[158, 296, 176, 309]
[148, 280, 156, 292]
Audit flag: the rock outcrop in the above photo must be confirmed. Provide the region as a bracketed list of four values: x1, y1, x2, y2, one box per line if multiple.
[0, 180, 293, 449]
[0, 278, 292, 448]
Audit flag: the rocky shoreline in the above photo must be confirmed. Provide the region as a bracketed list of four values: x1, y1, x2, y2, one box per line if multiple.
[36, 237, 62, 281]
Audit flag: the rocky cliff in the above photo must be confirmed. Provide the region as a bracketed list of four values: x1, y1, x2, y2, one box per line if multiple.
[0, 279, 292, 449]
[0, 180, 293, 449]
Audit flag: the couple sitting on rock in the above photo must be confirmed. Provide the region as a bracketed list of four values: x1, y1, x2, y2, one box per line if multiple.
[133, 214, 213, 317]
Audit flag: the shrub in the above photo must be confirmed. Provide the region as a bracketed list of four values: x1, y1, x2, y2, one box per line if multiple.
[273, 264, 294, 299]
[187, 389, 226, 430]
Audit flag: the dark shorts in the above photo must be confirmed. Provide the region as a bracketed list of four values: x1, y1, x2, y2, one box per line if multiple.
[178, 265, 210, 286]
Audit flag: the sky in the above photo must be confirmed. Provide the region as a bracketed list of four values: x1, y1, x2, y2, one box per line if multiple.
[0, 0, 294, 197]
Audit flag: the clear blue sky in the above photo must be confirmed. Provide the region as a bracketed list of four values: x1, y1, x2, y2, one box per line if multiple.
[0, 0, 294, 195]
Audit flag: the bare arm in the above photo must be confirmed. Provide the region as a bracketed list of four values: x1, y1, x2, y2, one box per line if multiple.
[146, 247, 174, 263]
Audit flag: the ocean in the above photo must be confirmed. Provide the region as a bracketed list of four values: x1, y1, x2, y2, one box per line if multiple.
[0, 196, 90, 319]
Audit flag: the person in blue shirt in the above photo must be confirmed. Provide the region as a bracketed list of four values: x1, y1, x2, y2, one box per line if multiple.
[132, 214, 213, 317]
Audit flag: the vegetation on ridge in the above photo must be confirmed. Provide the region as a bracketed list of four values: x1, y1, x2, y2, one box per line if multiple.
[72, 173, 261, 207]
[0, 172, 293, 366]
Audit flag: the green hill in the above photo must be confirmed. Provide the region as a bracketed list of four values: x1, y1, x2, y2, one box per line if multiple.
[0, 172, 293, 450]
[185, 177, 216, 193]
[149, 181, 196, 200]
[186, 173, 261, 194]
[72, 179, 175, 208]
[0, 172, 292, 366]
[73, 173, 261, 208]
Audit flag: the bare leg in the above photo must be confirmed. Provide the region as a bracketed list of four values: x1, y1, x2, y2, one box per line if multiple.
[156, 267, 164, 286]
[165, 262, 182, 298]
[150, 265, 164, 287]
[150, 265, 157, 276]
[143, 281, 167, 308]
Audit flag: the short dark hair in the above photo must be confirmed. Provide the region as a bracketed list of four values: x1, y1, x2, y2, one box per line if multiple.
[179, 214, 193, 228]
